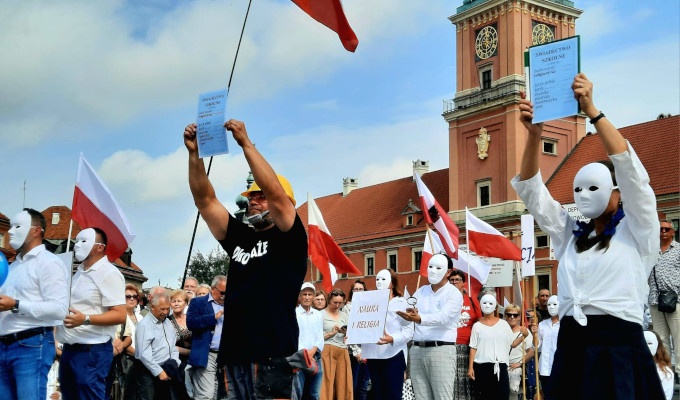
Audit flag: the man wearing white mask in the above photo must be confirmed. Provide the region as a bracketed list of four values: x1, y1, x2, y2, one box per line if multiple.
[397, 254, 462, 400]
[532, 295, 560, 392]
[0, 209, 69, 400]
[56, 227, 126, 400]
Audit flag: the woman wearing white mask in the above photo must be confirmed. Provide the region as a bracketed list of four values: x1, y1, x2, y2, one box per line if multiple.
[361, 269, 413, 400]
[513, 73, 664, 399]
[531, 295, 559, 393]
[468, 294, 528, 399]
[643, 331, 673, 400]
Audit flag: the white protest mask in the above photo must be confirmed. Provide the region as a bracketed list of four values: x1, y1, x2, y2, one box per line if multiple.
[547, 295, 559, 317]
[74, 228, 97, 262]
[573, 163, 616, 219]
[480, 294, 497, 315]
[644, 331, 659, 356]
[375, 269, 391, 291]
[427, 254, 449, 285]
[9, 211, 32, 250]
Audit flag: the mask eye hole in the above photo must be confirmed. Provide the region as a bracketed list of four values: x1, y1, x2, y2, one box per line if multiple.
[574, 187, 582, 193]
[588, 186, 599, 191]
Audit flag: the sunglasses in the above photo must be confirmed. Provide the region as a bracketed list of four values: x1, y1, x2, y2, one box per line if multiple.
[661, 227, 674, 232]
[125, 295, 139, 299]
[505, 313, 520, 318]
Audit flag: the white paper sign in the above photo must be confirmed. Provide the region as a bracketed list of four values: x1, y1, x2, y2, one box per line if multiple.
[346, 289, 390, 345]
[521, 214, 536, 277]
[459, 245, 513, 287]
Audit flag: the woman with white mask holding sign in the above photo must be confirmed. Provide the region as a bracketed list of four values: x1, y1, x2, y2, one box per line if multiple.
[468, 294, 528, 399]
[531, 295, 560, 393]
[513, 74, 664, 399]
[361, 269, 413, 400]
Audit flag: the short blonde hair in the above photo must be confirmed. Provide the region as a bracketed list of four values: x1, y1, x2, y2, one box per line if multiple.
[505, 303, 520, 314]
[170, 289, 189, 303]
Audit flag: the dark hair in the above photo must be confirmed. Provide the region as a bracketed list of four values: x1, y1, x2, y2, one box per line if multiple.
[385, 269, 403, 298]
[348, 279, 366, 302]
[329, 288, 346, 300]
[450, 270, 466, 282]
[23, 208, 46, 238]
[93, 227, 108, 246]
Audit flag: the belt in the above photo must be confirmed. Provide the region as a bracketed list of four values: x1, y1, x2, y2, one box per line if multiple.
[0, 327, 52, 345]
[413, 340, 455, 347]
[63, 339, 112, 352]
[210, 349, 220, 354]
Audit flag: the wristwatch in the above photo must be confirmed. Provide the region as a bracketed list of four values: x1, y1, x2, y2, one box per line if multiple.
[83, 315, 91, 326]
[10, 299, 20, 313]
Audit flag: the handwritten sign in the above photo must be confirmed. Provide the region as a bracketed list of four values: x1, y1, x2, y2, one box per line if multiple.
[521, 214, 536, 277]
[346, 289, 390, 345]
[528, 36, 580, 123]
[196, 89, 229, 158]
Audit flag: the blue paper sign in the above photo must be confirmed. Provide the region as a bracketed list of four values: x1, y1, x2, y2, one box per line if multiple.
[528, 36, 580, 124]
[196, 89, 229, 158]
[0, 252, 8, 287]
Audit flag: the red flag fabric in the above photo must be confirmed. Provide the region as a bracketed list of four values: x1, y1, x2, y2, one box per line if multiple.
[307, 194, 361, 293]
[414, 172, 459, 259]
[466, 208, 521, 261]
[291, 0, 359, 52]
[72, 154, 136, 261]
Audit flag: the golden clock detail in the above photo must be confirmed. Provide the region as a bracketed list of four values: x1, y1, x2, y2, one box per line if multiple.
[532, 23, 555, 45]
[475, 26, 498, 60]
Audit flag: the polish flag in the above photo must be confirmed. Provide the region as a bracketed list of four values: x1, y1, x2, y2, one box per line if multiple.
[466, 208, 521, 261]
[72, 154, 136, 262]
[307, 194, 361, 293]
[422, 228, 489, 300]
[414, 172, 459, 259]
[291, 0, 359, 52]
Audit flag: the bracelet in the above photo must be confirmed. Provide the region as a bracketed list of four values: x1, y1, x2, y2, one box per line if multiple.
[589, 112, 605, 124]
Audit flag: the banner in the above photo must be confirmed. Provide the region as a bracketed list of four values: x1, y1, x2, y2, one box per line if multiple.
[345, 289, 390, 344]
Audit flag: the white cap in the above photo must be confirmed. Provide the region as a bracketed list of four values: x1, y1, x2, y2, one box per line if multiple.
[300, 282, 315, 292]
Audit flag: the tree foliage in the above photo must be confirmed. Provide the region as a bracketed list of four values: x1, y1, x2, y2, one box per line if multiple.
[182, 246, 230, 286]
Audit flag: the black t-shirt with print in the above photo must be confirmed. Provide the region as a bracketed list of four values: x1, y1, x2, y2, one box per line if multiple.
[218, 213, 307, 364]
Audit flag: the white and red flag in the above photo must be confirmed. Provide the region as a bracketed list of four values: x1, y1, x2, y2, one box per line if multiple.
[307, 194, 361, 293]
[414, 172, 459, 259]
[72, 154, 136, 262]
[466, 208, 521, 261]
[291, 0, 359, 52]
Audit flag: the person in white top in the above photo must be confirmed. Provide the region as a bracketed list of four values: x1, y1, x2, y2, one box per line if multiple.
[644, 330, 674, 400]
[512, 74, 665, 399]
[0, 209, 69, 400]
[397, 254, 463, 400]
[293, 282, 324, 400]
[468, 294, 527, 399]
[56, 227, 126, 400]
[362, 269, 414, 400]
[505, 303, 534, 399]
[531, 295, 559, 392]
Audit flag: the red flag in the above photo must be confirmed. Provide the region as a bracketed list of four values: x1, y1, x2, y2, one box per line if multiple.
[307, 194, 361, 293]
[72, 154, 136, 261]
[414, 172, 459, 259]
[291, 0, 359, 52]
[466, 208, 521, 261]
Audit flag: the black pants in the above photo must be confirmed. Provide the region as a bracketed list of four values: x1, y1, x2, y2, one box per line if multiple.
[130, 359, 190, 400]
[366, 351, 406, 400]
[473, 362, 509, 399]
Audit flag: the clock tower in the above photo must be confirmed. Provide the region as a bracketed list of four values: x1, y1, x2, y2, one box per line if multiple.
[444, 0, 586, 218]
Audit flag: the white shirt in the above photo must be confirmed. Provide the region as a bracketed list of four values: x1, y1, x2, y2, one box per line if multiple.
[296, 305, 324, 353]
[56, 256, 125, 344]
[135, 312, 180, 377]
[657, 365, 674, 400]
[508, 330, 533, 364]
[412, 283, 463, 342]
[0, 244, 69, 335]
[362, 296, 414, 362]
[536, 318, 560, 376]
[511, 143, 659, 326]
[469, 319, 513, 365]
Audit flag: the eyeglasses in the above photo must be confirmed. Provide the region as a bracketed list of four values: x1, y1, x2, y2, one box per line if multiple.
[219, 290, 227, 296]
[352, 288, 364, 292]
[125, 295, 139, 300]
[505, 313, 520, 318]
[661, 227, 674, 232]
[449, 278, 463, 282]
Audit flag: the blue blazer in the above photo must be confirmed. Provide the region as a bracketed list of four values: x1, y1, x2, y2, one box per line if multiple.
[186, 294, 218, 368]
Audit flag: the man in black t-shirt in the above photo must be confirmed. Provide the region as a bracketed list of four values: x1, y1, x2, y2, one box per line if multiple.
[184, 119, 307, 400]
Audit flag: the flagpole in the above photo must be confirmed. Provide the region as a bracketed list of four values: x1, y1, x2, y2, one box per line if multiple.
[181, 0, 254, 289]
[532, 276, 540, 400]
[465, 207, 471, 296]
[521, 270, 527, 400]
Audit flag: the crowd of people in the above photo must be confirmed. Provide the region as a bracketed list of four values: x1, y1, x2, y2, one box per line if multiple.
[1, 74, 678, 400]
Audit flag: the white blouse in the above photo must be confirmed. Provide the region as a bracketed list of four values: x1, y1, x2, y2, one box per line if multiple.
[362, 296, 414, 363]
[657, 364, 674, 400]
[536, 319, 560, 376]
[508, 330, 533, 364]
[469, 319, 514, 366]
[511, 143, 659, 326]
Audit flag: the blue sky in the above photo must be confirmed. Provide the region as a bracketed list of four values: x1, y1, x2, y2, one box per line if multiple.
[1, 0, 677, 288]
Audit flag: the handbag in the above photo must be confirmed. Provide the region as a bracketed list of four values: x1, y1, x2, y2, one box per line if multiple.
[654, 267, 677, 313]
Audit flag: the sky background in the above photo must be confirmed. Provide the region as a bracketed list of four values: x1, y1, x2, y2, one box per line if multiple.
[1, 0, 678, 288]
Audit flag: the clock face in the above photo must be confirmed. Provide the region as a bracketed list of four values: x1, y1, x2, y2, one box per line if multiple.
[532, 23, 555, 45]
[475, 26, 498, 60]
